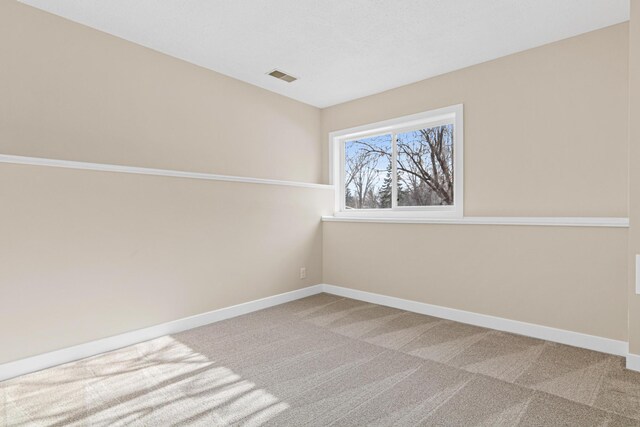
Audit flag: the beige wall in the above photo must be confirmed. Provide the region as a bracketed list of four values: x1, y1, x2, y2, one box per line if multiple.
[0, 163, 333, 364]
[324, 223, 628, 340]
[322, 24, 629, 217]
[0, 1, 323, 184]
[0, 2, 332, 364]
[0, 0, 634, 364]
[628, 0, 640, 354]
[322, 24, 630, 341]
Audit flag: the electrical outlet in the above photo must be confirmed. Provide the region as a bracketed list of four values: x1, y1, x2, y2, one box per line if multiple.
[300, 267, 307, 279]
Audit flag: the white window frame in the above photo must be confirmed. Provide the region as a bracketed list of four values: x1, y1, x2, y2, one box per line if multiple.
[329, 104, 463, 218]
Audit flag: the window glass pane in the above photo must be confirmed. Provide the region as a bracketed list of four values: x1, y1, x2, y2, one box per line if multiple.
[344, 134, 392, 209]
[396, 124, 454, 206]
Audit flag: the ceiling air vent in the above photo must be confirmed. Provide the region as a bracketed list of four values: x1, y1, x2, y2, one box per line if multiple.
[267, 69, 298, 83]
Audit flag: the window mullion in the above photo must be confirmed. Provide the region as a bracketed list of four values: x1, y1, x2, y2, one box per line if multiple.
[340, 139, 346, 211]
[392, 133, 398, 210]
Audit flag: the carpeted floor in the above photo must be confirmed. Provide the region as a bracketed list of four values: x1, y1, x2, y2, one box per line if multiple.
[2, 293, 640, 426]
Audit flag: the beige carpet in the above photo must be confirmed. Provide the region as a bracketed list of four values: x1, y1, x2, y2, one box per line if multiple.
[2, 293, 640, 426]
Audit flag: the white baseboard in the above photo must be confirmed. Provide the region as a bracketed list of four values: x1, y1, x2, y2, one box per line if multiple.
[3, 283, 637, 381]
[321, 284, 629, 358]
[0, 285, 323, 382]
[627, 353, 640, 372]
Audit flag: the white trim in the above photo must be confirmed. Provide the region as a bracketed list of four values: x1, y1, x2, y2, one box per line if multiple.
[0, 154, 334, 191]
[329, 104, 463, 218]
[322, 215, 629, 228]
[2, 283, 636, 381]
[627, 353, 640, 372]
[391, 132, 398, 209]
[321, 284, 628, 357]
[328, 105, 465, 141]
[636, 255, 640, 295]
[0, 285, 323, 382]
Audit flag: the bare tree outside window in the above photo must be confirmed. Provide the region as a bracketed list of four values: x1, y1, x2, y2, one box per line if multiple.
[397, 124, 454, 206]
[344, 135, 391, 209]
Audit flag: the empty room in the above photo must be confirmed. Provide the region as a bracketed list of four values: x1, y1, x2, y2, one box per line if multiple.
[2, 0, 640, 425]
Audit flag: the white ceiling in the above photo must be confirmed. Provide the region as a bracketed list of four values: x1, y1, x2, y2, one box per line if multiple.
[19, 0, 630, 108]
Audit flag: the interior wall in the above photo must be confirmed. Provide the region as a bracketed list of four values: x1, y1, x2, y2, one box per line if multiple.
[1, 0, 633, 364]
[0, 1, 331, 364]
[0, 164, 332, 364]
[0, 1, 323, 184]
[321, 24, 629, 217]
[628, 0, 640, 355]
[324, 223, 627, 340]
[321, 24, 630, 341]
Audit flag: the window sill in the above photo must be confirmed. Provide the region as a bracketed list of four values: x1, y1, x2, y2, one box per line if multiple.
[321, 216, 629, 228]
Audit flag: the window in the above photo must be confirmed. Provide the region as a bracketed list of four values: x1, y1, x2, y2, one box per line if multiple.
[331, 104, 463, 218]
